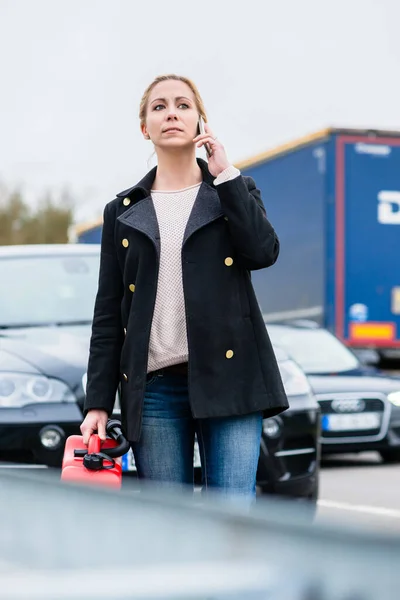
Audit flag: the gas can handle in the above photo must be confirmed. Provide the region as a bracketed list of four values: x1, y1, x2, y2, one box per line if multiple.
[73, 422, 129, 458]
[88, 434, 102, 455]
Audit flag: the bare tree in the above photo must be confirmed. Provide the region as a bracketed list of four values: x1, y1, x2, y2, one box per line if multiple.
[0, 186, 75, 245]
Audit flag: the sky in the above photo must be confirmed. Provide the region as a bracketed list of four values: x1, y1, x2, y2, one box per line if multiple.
[1, 0, 400, 223]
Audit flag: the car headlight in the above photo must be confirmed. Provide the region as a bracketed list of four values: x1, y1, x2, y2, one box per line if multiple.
[278, 359, 311, 396]
[263, 417, 282, 438]
[387, 391, 400, 407]
[82, 372, 87, 394]
[0, 372, 76, 407]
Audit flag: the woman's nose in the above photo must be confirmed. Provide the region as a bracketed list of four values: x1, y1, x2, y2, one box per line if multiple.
[166, 110, 178, 121]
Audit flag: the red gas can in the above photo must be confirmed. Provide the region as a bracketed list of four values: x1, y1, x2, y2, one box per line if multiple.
[61, 420, 130, 490]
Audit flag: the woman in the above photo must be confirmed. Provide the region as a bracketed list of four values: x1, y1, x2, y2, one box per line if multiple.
[81, 74, 289, 502]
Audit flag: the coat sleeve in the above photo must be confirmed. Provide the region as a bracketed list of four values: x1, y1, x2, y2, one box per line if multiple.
[215, 174, 280, 270]
[83, 202, 124, 416]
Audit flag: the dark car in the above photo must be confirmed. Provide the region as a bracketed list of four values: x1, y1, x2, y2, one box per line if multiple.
[0, 244, 320, 504]
[119, 344, 321, 502]
[0, 244, 101, 466]
[256, 345, 320, 501]
[266, 321, 400, 463]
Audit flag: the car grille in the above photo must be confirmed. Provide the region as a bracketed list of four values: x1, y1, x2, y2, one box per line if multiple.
[283, 434, 317, 452]
[316, 394, 387, 440]
[318, 398, 385, 414]
[266, 412, 319, 480]
[282, 453, 318, 478]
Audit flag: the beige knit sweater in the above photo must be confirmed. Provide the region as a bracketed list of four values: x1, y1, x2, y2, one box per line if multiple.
[147, 165, 240, 373]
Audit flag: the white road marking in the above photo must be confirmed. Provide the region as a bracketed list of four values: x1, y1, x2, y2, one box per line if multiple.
[318, 499, 400, 519]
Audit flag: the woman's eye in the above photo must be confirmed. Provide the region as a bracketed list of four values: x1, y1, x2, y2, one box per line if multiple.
[153, 104, 165, 111]
[178, 103, 189, 109]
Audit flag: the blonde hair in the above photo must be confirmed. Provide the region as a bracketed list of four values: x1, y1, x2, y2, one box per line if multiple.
[139, 74, 207, 127]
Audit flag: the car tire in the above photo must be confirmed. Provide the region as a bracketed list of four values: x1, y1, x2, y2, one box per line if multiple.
[380, 449, 400, 464]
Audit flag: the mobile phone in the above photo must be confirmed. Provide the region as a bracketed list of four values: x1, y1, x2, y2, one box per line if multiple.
[198, 116, 212, 157]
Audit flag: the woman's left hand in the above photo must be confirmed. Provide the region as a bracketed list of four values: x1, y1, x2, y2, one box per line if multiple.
[193, 122, 231, 178]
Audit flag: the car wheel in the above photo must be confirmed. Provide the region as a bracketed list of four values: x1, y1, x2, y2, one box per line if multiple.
[380, 449, 400, 464]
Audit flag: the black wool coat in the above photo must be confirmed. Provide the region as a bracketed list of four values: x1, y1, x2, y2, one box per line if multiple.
[84, 158, 289, 442]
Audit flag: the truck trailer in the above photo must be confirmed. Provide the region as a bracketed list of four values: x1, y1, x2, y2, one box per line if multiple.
[72, 128, 400, 359]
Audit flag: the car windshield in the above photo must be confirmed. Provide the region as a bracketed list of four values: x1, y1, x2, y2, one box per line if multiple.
[266, 325, 360, 374]
[0, 253, 100, 328]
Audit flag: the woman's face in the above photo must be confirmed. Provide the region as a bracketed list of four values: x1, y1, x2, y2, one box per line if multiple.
[142, 80, 200, 153]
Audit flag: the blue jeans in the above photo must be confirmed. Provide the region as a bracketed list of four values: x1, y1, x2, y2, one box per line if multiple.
[131, 371, 263, 504]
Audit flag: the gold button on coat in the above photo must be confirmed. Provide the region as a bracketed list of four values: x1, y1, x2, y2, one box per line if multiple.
[224, 257, 233, 266]
[129, 284, 135, 293]
[122, 238, 129, 248]
[226, 350, 234, 359]
[123, 198, 131, 206]
[224, 216, 229, 221]
[123, 373, 128, 381]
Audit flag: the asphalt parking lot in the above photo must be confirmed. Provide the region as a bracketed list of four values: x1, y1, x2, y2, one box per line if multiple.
[316, 452, 400, 534]
[312, 370, 400, 534]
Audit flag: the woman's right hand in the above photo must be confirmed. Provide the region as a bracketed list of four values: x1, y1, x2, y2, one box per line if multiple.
[80, 409, 108, 445]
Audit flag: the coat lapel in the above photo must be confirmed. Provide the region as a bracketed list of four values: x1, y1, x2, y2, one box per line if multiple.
[183, 181, 223, 246]
[117, 196, 161, 257]
[115, 159, 223, 253]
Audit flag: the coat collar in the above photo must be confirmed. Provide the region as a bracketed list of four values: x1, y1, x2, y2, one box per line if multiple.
[116, 159, 223, 252]
[116, 158, 215, 199]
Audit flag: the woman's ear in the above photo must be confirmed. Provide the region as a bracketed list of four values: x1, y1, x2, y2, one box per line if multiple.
[141, 124, 150, 140]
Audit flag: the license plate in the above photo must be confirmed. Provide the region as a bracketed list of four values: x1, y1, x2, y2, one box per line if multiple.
[193, 440, 201, 468]
[121, 448, 137, 472]
[122, 441, 202, 472]
[322, 412, 381, 432]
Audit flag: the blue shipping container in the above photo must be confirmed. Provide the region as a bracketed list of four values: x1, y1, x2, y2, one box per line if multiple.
[238, 128, 400, 357]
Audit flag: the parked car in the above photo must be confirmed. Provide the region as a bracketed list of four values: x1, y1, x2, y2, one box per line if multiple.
[0, 244, 320, 504]
[120, 344, 321, 503]
[266, 320, 400, 462]
[0, 244, 100, 466]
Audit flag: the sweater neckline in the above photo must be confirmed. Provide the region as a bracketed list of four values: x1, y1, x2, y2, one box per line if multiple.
[150, 182, 202, 194]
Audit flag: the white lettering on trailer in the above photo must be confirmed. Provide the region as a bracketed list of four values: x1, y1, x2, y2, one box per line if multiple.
[377, 191, 400, 224]
[392, 287, 400, 315]
[313, 147, 326, 173]
[355, 143, 391, 156]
